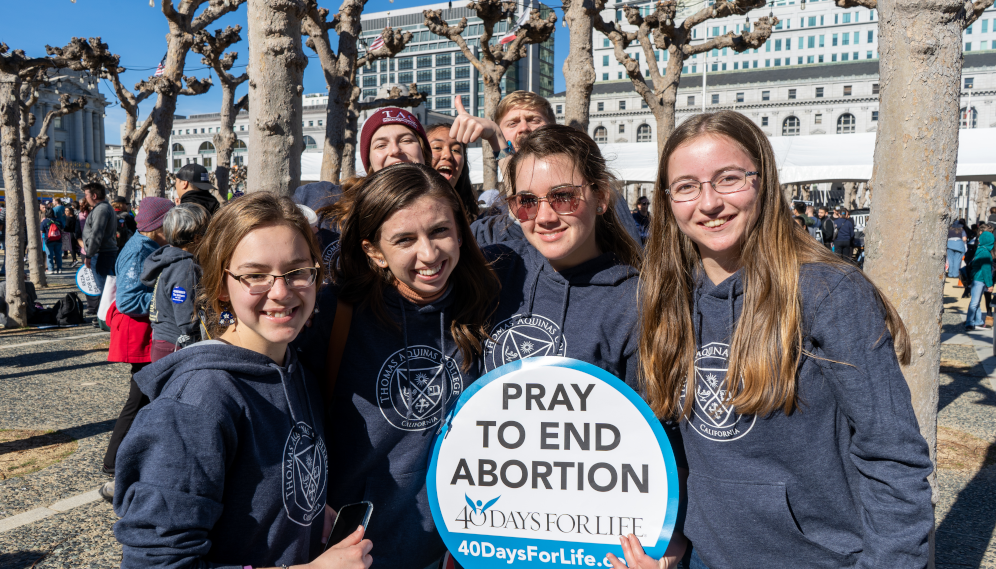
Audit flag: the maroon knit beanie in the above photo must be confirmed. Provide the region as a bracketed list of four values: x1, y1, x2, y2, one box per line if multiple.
[136, 197, 175, 231]
[359, 107, 429, 173]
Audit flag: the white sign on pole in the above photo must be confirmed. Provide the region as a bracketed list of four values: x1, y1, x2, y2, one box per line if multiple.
[428, 357, 680, 568]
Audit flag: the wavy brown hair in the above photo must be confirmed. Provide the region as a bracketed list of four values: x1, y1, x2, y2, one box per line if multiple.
[325, 163, 500, 370]
[196, 193, 324, 338]
[506, 124, 643, 270]
[639, 111, 909, 419]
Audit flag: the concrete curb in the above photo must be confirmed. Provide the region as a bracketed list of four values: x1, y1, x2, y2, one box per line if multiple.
[0, 489, 102, 533]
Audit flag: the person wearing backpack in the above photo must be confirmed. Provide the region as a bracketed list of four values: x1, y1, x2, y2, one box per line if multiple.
[41, 209, 64, 274]
[817, 206, 836, 248]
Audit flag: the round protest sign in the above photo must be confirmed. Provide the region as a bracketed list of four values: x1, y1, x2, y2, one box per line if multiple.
[428, 357, 679, 568]
[76, 266, 102, 297]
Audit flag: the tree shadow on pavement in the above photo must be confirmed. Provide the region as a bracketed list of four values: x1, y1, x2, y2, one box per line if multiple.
[935, 442, 996, 569]
[0, 551, 49, 569]
[938, 361, 996, 414]
[0, 360, 115, 382]
[0, 349, 109, 370]
[0, 419, 113, 456]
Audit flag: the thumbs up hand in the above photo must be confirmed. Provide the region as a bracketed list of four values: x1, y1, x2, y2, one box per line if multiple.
[449, 95, 504, 153]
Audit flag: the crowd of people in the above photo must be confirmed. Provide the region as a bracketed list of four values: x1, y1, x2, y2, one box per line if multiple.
[947, 217, 996, 331]
[2, 91, 935, 569]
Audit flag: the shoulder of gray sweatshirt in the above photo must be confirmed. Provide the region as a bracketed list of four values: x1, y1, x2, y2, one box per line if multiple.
[141, 245, 202, 347]
[82, 200, 118, 256]
[294, 285, 482, 569]
[679, 263, 933, 569]
[114, 342, 327, 568]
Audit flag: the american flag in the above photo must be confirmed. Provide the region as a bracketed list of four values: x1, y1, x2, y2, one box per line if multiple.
[370, 36, 385, 51]
[154, 55, 166, 77]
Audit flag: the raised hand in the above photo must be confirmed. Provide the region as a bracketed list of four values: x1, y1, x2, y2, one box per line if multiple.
[449, 95, 503, 152]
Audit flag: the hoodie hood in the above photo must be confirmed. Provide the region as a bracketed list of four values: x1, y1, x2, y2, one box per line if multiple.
[140, 245, 195, 287]
[975, 231, 995, 260]
[692, 268, 744, 347]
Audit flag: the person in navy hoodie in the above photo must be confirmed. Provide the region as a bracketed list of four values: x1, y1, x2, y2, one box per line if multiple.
[113, 193, 373, 569]
[296, 163, 500, 569]
[627, 111, 932, 569]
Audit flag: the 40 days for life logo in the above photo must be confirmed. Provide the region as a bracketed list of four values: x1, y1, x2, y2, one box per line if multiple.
[428, 357, 680, 568]
[681, 342, 756, 442]
[377, 346, 463, 432]
[484, 315, 566, 372]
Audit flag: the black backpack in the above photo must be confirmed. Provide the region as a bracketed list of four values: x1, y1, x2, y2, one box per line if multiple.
[53, 292, 86, 325]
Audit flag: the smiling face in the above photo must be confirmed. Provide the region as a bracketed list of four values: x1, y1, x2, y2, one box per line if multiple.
[219, 223, 317, 364]
[499, 107, 551, 151]
[363, 195, 461, 298]
[666, 134, 760, 283]
[513, 154, 607, 271]
[369, 124, 426, 172]
[429, 128, 465, 188]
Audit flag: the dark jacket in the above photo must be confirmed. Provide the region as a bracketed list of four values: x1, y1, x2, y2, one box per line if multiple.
[679, 265, 933, 569]
[142, 245, 202, 347]
[114, 342, 327, 568]
[179, 189, 221, 216]
[833, 216, 855, 244]
[82, 200, 119, 257]
[296, 285, 481, 569]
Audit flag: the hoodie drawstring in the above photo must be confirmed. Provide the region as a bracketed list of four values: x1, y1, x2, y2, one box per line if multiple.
[399, 297, 416, 420]
[272, 356, 317, 430]
[556, 280, 570, 355]
[525, 269, 542, 317]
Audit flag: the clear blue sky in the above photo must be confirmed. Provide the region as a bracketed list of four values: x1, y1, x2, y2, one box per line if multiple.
[0, 0, 571, 144]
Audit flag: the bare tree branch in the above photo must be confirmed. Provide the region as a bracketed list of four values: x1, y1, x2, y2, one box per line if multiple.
[834, 0, 877, 9]
[355, 84, 427, 112]
[965, 0, 995, 28]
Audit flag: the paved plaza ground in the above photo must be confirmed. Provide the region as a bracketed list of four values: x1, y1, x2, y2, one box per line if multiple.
[0, 262, 993, 567]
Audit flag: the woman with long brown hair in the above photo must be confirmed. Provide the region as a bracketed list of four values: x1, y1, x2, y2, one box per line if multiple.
[296, 163, 500, 569]
[615, 111, 932, 569]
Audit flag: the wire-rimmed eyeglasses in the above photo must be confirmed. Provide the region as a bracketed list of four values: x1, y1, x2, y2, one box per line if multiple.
[225, 267, 319, 295]
[666, 169, 758, 203]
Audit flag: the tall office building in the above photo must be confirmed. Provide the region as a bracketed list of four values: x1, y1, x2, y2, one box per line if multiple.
[358, 0, 555, 116]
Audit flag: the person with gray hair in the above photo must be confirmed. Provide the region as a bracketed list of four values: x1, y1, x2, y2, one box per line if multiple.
[140, 203, 211, 362]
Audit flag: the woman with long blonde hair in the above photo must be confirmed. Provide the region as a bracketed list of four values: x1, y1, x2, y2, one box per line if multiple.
[613, 111, 932, 569]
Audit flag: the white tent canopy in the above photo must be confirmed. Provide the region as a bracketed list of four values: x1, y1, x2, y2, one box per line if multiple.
[300, 128, 996, 186]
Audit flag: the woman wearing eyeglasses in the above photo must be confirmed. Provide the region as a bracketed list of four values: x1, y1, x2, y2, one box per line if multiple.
[295, 163, 500, 569]
[113, 194, 373, 569]
[611, 111, 933, 569]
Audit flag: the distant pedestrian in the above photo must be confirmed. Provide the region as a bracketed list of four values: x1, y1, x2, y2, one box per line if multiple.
[947, 220, 968, 278]
[833, 207, 856, 262]
[142, 203, 210, 361]
[80, 183, 120, 315]
[40, 209, 64, 274]
[988, 206, 996, 225]
[174, 163, 221, 216]
[965, 230, 994, 331]
[633, 196, 651, 243]
[817, 205, 836, 247]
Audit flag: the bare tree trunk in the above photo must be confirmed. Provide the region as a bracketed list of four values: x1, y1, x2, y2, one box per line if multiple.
[144, 37, 194, 196]
[21, 158, 46, 288]
[863, 0, 970, 564]
[248, 0, 308, 195]
[843, 181, 856, 209]
[562, 0, 596, 132]
[118, 152, 139, 200]
[1, 77, 28, 327]
[482, 81, 502, 190]
[341, 106, 359, 179]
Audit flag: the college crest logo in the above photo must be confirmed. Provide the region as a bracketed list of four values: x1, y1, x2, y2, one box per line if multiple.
[483, 314, 566, 372]
[321, 240, 340, 279]
[377, 346, 463, 431]
[282, 421, 328, 526]
[681, 342, 756, 442]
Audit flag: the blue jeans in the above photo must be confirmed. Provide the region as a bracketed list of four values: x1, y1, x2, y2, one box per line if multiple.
[947, 247, 964, 278]
[90, 250, 118, 292]
[46, 241, 63, 272]
[688, 548, 709, 569]
[967, 280, 987, 327]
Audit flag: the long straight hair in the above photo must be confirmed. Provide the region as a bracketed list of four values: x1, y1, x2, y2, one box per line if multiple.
[639, 111, 909, 419]
[326, 163, 500, 369]
[506, 125, 643, 270]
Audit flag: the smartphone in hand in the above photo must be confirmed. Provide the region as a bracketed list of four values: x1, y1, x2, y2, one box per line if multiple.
[325, 501, 373, 551]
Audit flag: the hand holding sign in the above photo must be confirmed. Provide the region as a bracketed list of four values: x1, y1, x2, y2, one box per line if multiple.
[450, 96, 504, 153]
[428, 357, 680, 569]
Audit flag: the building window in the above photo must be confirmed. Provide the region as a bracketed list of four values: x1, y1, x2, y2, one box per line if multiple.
[788, 88, 796, 100]
[814, 113, 822, 124]
[436, 83, 452, 95]
[761, 90, 770, 101]
[872, 111, 879, 121]
[399, 71, 413, 83]
[641, 99, 648, 109]
[602, 73, 609, 81]
[202, 157, 212, 169]
[711, 94, 719, 105]
[240, 125, 245, 131]
[417, 56, 432, 68]
[736, 92, 744, 103]
[54, 116, 63, 129]
[597, 102, 604, 111]
[303, 135, 317, 149]
[637, 124, 652, 142]
[618, 72, 623, 79]
[603, 55, 609, 66]
[832, 34, 838, 47]
[619, 100, 626, 110]
[436, 53, 451, 66]
[436, 68, 451, 81]
[173, 158, 182, 171]
[867, 30, 874, 43]
[837, 113, 856, 134]
[436, 97, 452, 110]
[198, 141, 215, 154]
[172, 143, 185, 155]
[398, 57, 413, 70]
[872, 83, 880, 95]
[843, 85, 853, 96]
[782, 116, 801, 136]
[556, 104, 563, 114]
[308, 121, 313, 127]
[455, 66, 471, 79]
[618, 124, 625, 134]
[965, 77, 974, 89]
[593, 126, 607, 143]
[761, 116, 768, 126]
[687, 95, 695, 106]
[455, 81, 470, 94]
[417, 70, 432, 83]
[961, 107, 977, 128]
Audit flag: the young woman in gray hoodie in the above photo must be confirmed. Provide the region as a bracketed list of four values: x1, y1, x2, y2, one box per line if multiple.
[629, 111, 932, 569]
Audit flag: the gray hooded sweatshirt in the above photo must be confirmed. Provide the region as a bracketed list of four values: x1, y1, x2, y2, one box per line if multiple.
[680, 264, 932, 569]
[142, 245, 202, 347]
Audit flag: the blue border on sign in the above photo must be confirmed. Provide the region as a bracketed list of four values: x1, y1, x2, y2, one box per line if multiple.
[76, 266, 101, 297]
[427, 356, 680, 568]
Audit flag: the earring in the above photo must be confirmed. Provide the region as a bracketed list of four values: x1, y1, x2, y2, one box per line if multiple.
[219, 310, 236, 326]
[597, 206, 605, 213]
